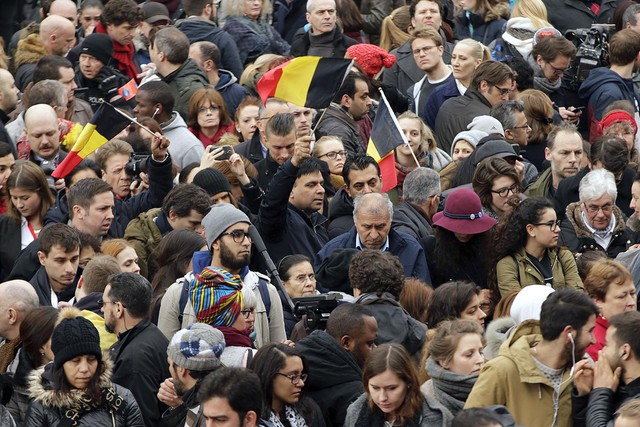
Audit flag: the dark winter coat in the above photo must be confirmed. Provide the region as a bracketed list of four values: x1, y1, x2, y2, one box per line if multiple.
[0, 216, 22, 282]
[234, 131, 265, 164]
[160, 59, 209, 121]
[423, 77, 461, 129]
[327, 188, 355, 239]
[297, 330, 364, 427]
[434, 89, 492, 154]
[455, 11, 506, 44]
[290, 26, 358, 58]
[315, 104, 366, 157]
[542, 0, 618, 35]
[392, 202, 434, 245]
[215, 70, 249, 118]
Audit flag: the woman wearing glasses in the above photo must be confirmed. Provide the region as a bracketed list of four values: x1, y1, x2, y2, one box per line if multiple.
[313, 136, 348, 193]
[472, 157, 522, 221]
[277, 255, 318, 338]
[491, 197, 583, 301]
[250, 343, 323, 427]
[187, 88, 235, 148]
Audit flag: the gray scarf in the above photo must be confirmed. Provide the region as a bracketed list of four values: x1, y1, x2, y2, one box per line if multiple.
[526, 55, 562, 95]
[425, 356, 479, 415]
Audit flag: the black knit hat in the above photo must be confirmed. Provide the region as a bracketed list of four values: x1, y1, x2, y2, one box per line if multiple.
[80, 33, 113, 67]
[193, 168, 232, 196]
[51, 316, 102, 370]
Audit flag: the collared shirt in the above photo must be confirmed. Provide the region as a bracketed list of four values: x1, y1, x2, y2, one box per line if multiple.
[355, 233, 390, 251]
[581, 209, 616, 249]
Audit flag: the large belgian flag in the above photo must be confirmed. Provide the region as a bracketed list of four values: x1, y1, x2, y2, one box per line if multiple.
[367, 92, 408, 193]
[52, 102, 132, 179]
[256, 56, 353, 109]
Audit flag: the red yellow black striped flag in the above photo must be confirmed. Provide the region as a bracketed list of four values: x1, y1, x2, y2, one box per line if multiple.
[367, 91, 408, 193]
[256, 56, 353, 109]
[52, 102, 132, 179]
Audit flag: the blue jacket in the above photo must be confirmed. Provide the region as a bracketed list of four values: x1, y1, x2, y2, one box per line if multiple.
[578, 67, 640, 121]
[455, 11, 506, 44]
[215, 69, 249, 118]
[423, 77, 461, 129]
[315, 227, 431, 284]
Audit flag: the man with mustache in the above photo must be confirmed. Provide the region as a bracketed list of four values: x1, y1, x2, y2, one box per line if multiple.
[24, 104, 67, 182]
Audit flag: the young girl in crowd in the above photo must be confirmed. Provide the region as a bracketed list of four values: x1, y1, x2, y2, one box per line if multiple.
[426, 281, 488, 329]
[472, 157, 522, 221]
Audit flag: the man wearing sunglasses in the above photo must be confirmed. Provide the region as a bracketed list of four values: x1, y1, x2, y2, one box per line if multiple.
[435, 60, 516, 154]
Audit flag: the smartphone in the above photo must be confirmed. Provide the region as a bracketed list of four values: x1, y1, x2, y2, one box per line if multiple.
[572, 106, 586, 112]
[217, 145, 234, 160]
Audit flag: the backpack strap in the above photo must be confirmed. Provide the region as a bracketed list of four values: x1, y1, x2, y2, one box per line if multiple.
[257, 278, 271, 321]
[178, 277, 190, 325]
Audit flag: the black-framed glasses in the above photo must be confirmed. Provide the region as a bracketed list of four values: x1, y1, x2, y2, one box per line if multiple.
[220, 229, 252, 243]
[512, 123, 531, 130]
[546, 61, 568, 76]
[241, 308, 255, 318]
[491, 183, 520, 198]
[584, 203, 614, 214]
[532, 219, 562, 231]
[318, 150, 347, 160]
[490, 83, 512, 96]
[97, 299, 117, 308]
[276, 372, 308, 385]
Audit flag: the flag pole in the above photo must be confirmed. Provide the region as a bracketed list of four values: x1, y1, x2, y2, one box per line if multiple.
[102, 101, 159, 138]
[310, 59, 355, 135]
[378, 89, 421, 168]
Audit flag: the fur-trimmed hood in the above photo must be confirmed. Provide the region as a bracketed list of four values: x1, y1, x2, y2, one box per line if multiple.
[627, 212, 640, 232]
[484, 316, 516, 360]
[14, 33, 47, 71]
[566, 201, 627, 239]
[486, 2, 511, 21]
[28, 355, 113, 409]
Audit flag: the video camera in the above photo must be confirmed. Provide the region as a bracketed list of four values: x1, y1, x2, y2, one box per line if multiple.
[125, 154, 150, 181]
[292, 293, 343, 333]
[564, 24, 613, 91]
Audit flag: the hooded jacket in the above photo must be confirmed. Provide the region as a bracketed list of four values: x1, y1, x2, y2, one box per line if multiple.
[559, 202, 637, 258]
[465, 320, 574, 426]
[578, 67, 640, 137]
[490, 17, 537, 60]
[162, 113, 205, 170]
[525, 167, 554, 199]
[327, 188, 355, 239]
[123, 208, 164, 279]
[175, 17, 243, 79]
[215, 70, 249, 118]
[434, 89, 492, 154]
[160, 59, 209, 121]
[24, 357, 143, 427]
[296, 330, 364, 426]
[484, 317, 517, 361]
[315, 104, 366, 157]
[496, 247, 583, 298]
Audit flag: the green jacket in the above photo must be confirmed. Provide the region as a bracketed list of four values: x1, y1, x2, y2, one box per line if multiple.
[496, 246, 583, 298]
[465, 320, 574, 426]
[525, 168, 553, 198]
[124, 208, 163, 278]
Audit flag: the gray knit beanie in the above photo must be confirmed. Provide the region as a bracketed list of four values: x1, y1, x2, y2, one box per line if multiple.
[202, 203, 251, 248]
[167, 323, 226, 371]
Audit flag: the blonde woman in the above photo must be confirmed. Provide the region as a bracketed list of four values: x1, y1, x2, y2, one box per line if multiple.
[379, 6, 412, 52]
[424, 39, 490, 128]
[491, 0, 552, 60]
[239, 54, 288, 96]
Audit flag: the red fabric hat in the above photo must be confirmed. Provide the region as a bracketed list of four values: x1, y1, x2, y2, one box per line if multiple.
[347, 44, 396, 79]
[432, 188, 497, 235]
[598, 110, 638, 138]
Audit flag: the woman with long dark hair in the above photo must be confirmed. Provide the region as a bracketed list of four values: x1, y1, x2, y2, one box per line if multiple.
[24, 311, 142, 426]
[345, 343, 438, 426]
[426, 281, 487, 329]
[490, 197, 583, 301]
[427, 188, 496, 289]
[250, 343, 324, 427]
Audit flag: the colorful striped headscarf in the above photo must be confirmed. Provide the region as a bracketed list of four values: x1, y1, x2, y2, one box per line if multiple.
[189, 266, 243, 326]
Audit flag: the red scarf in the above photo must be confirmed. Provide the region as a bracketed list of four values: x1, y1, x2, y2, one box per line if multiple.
[190, 123, 236, 148]
[216, 326, 253, 348]
[95, 23, 140, 82]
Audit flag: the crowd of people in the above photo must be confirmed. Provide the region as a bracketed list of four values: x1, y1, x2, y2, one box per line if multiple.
[1, 0, 640, 425]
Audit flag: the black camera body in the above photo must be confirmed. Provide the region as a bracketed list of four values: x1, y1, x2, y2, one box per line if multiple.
[293, 293, 343, 333]
[125, 154, 150, 180]
[564, 25, 613, 91]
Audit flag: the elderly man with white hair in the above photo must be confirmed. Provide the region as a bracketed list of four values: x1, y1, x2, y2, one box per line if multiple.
[316, 192, 432, 283]
[559, 168, 638, 257]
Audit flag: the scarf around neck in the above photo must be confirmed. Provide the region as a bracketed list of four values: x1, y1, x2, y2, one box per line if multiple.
[268, 405, 308, 427]
[425, 356, 478, 414]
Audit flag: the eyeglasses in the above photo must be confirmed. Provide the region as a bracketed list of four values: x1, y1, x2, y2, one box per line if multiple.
[412, 45, 438, 55]
[198, 105, 220, 114]
[97, 299, 117, 308]
[546, 61, 568, 76]
[512, 123, 531, 130]
[220, 229, 252, 243]
[584, 203, 613, 214]
[241, 308, 255, 318]
[491, 183, 520, 198]
[532, 219, 562, 231]
[276, 372, 308, 385]
[490, 84, 512, 96]
[318, 150, 347, 160]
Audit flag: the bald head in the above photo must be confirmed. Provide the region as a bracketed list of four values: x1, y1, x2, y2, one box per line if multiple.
[25, 104, 61, 161]
[40, 15, 76, 56]
[0, 69, 19, 113]
[0, 280, 39, 341]
[49, 0, 79, 25]
[25, 104, 58, 128]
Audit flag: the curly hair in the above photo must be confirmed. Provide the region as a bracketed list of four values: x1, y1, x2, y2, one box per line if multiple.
[100, 0, 143, 27]
[349, 250, 405, 298]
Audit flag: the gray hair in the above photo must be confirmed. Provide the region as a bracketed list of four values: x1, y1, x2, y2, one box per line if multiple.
[579, 169, 617, 203]
[490, 100, 525, 130]
[241, 285, 257, 309]
[28, 79, 67, 109]
[403, 167, 441, 205]
[258, 98, 287, 119]
[152, 27, 189, 64]
[353, 192, 393, 221]
[306, 0, 335, 12]
[623, 4, 640, 27]
[222, 0, 273, 18]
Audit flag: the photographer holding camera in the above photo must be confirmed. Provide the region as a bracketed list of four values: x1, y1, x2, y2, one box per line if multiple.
[579, 29, 640, 140]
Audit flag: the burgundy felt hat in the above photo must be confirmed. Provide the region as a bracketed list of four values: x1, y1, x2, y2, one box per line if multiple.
[432, 188, 497, 235]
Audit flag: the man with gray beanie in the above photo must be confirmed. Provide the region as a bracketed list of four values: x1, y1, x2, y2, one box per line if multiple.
[158, 203, 285, 349]
[158, 323, 226, 426]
